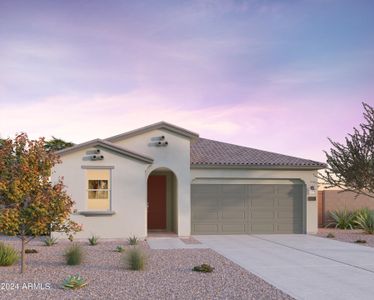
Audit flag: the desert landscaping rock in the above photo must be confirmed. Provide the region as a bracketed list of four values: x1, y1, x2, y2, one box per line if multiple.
[317, 228, 374, 247]
[0, 237, 293, 299]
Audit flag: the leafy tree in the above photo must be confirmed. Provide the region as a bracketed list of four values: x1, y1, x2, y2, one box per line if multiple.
[0, 133, 81, 273]
[44, 136, 74, 152]
[320, 102, 374, 199]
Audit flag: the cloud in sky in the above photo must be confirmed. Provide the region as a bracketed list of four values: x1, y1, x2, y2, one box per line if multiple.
[0, 0, 373, 161]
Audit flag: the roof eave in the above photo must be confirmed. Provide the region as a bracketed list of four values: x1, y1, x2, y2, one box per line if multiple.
[56, 140, 154, 164]
[106, 121, 199, 142]
[190, 164, 326, 170]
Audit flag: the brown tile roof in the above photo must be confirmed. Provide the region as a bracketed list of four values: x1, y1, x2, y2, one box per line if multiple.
[191, 138, 326, 168]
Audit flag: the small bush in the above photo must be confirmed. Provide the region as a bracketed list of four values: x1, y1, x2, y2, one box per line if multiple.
[25, 248, 38, 254]
[64, 244, 83, 266]
[43, 236, 58, 246]
[326, 232, 335, 238]
[88, 235, 99, 246]
[0, 242, 19, 266]
[193, 264, 214, 273]
[326, 210, 356, 229]
[115, 245, 125, 253]
[62, 274, 88, 290]
[354, 239, 367, 244]
[355, 208, 374, 234]
[128, 235, 139, 246]
[122, 247, 146, 270]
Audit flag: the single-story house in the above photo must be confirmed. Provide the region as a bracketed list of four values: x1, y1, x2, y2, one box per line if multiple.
[52, 122, 326, 238]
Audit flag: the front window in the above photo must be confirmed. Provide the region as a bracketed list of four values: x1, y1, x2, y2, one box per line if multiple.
[86, 169, 111, 210]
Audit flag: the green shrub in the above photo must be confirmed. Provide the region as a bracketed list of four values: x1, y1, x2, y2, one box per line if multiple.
[115, 245, 125, 253]
[25, 248, 38, 254]
[355, 208, 374, 234]
[193, 263, 214, 273]
[0, 242, 19, 266]
[43, 236, 58, 246]
[122, 247, 146, 270]
[127, 235, 139, 246]
[62, 274, 88, 290]
[64, 244, 83, 265]
[326, 210, 356, 229]
[326, 232, 335, 238]
[88, 235, 99, 246]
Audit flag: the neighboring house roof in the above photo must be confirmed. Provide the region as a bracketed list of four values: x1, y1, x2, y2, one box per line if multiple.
[106, 121, 199, 142]
[56, 139, 153, 164]
[191, 138, 326, 169]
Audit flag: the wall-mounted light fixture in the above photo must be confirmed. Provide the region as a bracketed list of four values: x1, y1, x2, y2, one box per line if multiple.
[153, 135, 168, 147]
[90, 154, 104, 160]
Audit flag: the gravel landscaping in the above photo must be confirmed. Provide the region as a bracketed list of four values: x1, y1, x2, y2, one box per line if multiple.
[317, 228, 374, 247]
[0, 237, 293, 300]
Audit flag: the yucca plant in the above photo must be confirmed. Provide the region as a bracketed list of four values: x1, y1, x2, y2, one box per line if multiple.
[355, 208, 374, 234]
[88, 235, 99, 246]
[127, 235, 138, 246]
[43, 236, 58, 246]
[0, 242, 19, 266]
[122, 247, 146, 270]
[64, 244, 83, 266]
[62, 274, 88, 289]
[326, 210, 356, 229]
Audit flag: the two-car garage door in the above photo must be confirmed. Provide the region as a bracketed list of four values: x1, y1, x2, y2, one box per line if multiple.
[191, 184, 304, 234]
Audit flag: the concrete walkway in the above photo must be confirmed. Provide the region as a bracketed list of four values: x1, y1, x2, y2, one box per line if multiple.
[147, 237, 208, 249]
[195, 234, 374, 300]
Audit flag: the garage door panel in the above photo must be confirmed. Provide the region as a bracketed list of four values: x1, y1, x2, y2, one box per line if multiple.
[191, 183, 304, 234]
[222, 210, 246, 219]
[193, 224, 219, 233]
[192, 211, 219, 220]
[250, 223, 275, 233]
[250, 211, 275, 219]
[251, 199, 275, 207]
[277, 223, 302, 233]
[222, 224, 246, 233]
[251, 185, 275, 196]
[277, 211, 295, 218]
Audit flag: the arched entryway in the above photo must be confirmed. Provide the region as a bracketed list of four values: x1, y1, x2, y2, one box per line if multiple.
[147, 168, 178, 234]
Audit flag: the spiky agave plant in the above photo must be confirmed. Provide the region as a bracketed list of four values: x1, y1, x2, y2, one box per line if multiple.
[326, 210, 356, 229]
[355, 208, 374, 234]
[62, 274, 88, 289]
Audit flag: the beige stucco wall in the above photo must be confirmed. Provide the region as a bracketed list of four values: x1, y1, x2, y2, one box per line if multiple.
[51, 147, 149, 239]
[52, 128, 192, 239]
[191, 168, 319, 234]
[113, 129, 191, 236]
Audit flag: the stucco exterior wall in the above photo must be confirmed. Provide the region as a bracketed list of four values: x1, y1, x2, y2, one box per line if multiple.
[191, 168, 319, 234]
[113, 129, 191, 236]
[52, 148, 149, 239]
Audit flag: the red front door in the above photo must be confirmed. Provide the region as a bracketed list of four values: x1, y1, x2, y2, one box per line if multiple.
[147, 175, 167, 230]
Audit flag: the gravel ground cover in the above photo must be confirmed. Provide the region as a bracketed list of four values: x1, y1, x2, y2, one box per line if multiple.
[316, 228, 374, 247]
[0, 237, 292, 300]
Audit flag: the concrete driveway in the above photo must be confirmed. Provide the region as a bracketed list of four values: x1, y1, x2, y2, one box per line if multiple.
[195, 235, 374, 300]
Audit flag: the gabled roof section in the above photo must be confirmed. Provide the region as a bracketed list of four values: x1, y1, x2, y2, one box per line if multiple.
[56, 139, 153, 164]
[191, 138, 326, 169]
[106, 121, 199, 142]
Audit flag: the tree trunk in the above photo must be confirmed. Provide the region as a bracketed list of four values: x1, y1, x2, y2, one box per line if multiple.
[20, 236, 25, 273]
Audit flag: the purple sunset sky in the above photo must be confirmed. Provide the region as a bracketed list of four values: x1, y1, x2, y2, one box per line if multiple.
[0, 0, 373, 162]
